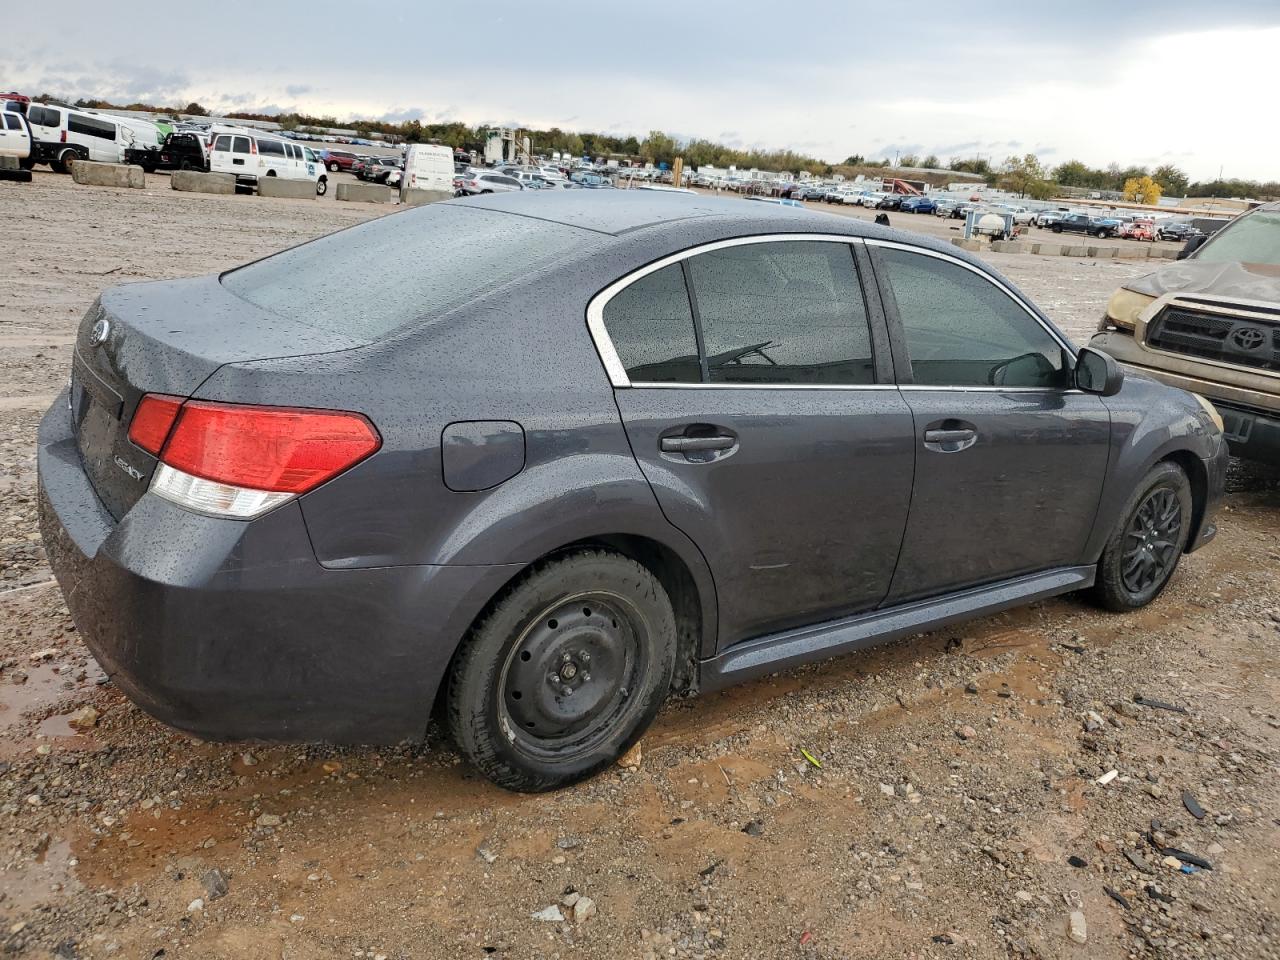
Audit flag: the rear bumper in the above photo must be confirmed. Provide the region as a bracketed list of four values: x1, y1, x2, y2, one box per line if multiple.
[37, 393, 519, 744]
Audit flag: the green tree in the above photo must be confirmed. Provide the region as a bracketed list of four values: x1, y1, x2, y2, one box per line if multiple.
[1152, 164, 1189, 196]
[841, 154, 865, 166]
[639, 130, 676, 163]
[1001, 154, 1050, 198]
[921, 154, 940, 169]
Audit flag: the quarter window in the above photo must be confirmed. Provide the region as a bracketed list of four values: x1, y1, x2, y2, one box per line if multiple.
[878, 248, 1068, 388]
[258, 139, 285, 157]
[213, 135, 231, 152]
[685, 241, 876, 385]
[601, 264, 701, 383]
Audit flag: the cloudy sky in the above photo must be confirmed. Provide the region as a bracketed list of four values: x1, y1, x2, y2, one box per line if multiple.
[2, 2, 1276, 181]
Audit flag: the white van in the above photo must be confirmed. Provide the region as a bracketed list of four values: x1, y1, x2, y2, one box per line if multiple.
[209, 131, 328, 195]
[400, 143, 453, 201]
[24, 103, 134, 172]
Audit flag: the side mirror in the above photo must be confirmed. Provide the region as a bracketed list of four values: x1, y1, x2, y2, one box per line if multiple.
[1177, 235, 1207, 260]
[1076, 346, 1124, 396]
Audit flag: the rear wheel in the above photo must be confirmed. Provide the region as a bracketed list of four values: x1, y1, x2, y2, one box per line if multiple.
[1092, 462, 1192, 611]
[445, 550, 677, 792]
[1052, 224, 1063, 233]
[54, 149, 79, 174]
[327, 161, 339, 172]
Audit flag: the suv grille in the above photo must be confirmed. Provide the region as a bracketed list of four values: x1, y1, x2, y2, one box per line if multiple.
[1147, 307, 1280, 372]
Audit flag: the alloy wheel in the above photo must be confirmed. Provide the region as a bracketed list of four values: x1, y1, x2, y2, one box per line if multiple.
[1121, 488, 1182, 594]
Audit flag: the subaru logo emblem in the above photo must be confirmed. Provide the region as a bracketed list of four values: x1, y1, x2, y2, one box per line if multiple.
[89, 317, 111, 346]
[1230, 326, 1265, 351]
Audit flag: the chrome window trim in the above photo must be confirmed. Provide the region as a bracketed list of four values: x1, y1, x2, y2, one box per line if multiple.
[862, 237, 1077, 357]
[585, 233, 877, 389]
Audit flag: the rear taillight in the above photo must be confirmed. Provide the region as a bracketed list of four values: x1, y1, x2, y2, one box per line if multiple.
[140, 399, 380, 519]
[127, 394, 184, 454]
[61, 130, 67, 143]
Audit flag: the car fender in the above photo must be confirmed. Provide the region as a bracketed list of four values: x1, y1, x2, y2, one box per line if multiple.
[1084, 375, 1220, 561]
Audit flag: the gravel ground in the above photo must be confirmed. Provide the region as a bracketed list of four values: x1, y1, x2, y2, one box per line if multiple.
[1, 172, 1277, 960]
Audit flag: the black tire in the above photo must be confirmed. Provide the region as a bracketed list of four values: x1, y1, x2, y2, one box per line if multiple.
[1052, 224, 1063, 233]
[54, 149, 79, 174]
[327, 162, 339, 172]
[316, 177, 327, 196]
[1092, 462, 1192, 612]
[445, 549, 678, 792]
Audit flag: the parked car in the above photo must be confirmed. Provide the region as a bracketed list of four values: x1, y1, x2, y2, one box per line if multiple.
[1052, 213, 1120, 238]
[323, 149, 359, 172]
[1156, 220, 1201, 242]
[0, 110, 32, 165]
[24, 102, 134, 172]
[876, 195, 904, 211]
[359, 156, 401, 182]
[932, 198, 963, 217]
[992, 204, 1034, 225]
[1119, 219, 1157, 242]
[900, 196, 937, 214]
[125, 131, 207, 173]
[1092, 199, 1280, 464]
[456, 171, 524, 195]
[1034, 210, 1068, 228]
[208, 131, 328, 195]
[37, 193, 1225, 792]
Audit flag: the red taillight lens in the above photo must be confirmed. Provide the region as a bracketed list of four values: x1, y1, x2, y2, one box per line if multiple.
[128, 394, 185, 455]
[160, 401, 380, 494]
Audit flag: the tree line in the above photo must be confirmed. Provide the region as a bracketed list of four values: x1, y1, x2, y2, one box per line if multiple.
[51, 95, 1278, 199]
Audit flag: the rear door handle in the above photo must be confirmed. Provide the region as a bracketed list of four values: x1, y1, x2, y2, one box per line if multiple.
[660, 435, 735, 453]
[923, 429, 976, 444]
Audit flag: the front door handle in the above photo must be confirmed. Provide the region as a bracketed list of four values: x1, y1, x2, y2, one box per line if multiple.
[660, 435, 735, 453]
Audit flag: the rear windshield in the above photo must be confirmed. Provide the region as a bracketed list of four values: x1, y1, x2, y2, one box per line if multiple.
[221, 204, 600, 339]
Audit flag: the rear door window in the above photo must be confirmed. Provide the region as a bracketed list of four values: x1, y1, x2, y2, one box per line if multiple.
[232, 136, 251, 154]
[213, 135, 231, 152]
[685, 241, 876, 385]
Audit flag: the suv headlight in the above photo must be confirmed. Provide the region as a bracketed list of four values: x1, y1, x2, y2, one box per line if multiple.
[1101, 287, 1157, 331]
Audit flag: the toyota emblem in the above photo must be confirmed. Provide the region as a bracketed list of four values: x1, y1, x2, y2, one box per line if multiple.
[1229, 326, 1265, 351]
[89, 317, 111, 346]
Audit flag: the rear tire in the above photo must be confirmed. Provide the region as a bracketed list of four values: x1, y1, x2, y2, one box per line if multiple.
[445, 550, 677, 792]
[1092, 462, 1192, 611]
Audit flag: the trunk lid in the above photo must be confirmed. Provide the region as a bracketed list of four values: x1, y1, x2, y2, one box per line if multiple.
[71, 275, 365, 520]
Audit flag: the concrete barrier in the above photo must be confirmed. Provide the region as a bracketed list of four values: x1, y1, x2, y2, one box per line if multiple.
[1154, 247, 1180, 259]
[336, 182, 390, 204]
[401, 188, 453, 207]
[171, 170, 236, 195]
[257, 176, 315, 199]
[949, 237, 983, 252]
[1114, 245, 1146, 258]
[991, 240, 1031, 254]
[72, 162, 145, 189]
[1031, 242, 1064, 256]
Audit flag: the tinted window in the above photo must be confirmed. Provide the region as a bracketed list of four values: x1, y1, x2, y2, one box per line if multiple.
[68, 113, 115, 140]
[686, 241, 876, 385]
[3, 115, 19, 130]
[223, 205, 599, 340]
[232, 136, 251, 154]
[258, 139, 285, 157]
[878, 248, 1067, 388]
[602, 264, 701, 383]
[29, 106, 60, 127]
[213, 135, 231, 152]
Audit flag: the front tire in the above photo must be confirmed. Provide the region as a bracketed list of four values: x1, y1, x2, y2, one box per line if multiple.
[316, 177, 327, 196]
[1092, 462, 1192, 611]
[445, 550, 678, 792]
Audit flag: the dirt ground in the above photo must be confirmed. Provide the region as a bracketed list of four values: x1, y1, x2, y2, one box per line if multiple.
[1, 172, 1278, 960]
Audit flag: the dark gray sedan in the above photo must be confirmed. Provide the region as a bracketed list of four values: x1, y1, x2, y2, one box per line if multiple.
[37, 193, 1227, 791]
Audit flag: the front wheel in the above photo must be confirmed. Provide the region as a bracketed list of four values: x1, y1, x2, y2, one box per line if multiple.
[1092, 462, 1192, 611]
[316, 177, 327, 196]
[445, 550, 678, 792]
[1051, 224, 1063, 233]
[327, 162, 339, 172]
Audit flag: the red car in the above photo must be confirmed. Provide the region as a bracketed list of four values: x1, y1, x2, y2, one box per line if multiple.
[322, 149, 359, 172]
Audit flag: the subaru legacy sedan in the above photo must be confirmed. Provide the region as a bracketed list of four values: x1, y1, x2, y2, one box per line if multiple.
[38, 193, 1227, 792]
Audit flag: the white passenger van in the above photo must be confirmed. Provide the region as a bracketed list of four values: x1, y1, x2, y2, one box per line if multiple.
[24, 103, 134, 172]
[209, 129, 328, 195]
[400, 143, 453, 201]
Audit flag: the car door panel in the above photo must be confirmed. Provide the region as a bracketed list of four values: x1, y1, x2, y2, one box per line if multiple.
[867, 241, 1112, 603]
[595, 238, 916, 651]
[616, 388, 916, 647]
[886, 388, 1110, 602]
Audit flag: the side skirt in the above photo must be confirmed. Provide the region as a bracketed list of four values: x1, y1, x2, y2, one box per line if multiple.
[699, 565, 1096, 692]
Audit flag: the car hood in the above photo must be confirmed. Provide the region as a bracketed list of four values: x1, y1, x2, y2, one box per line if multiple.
[1125, 259, 1280, 303]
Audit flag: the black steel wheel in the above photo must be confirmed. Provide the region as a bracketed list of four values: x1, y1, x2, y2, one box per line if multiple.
[446, 550, 677, 792]
[1093, 462, 1192, 611]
